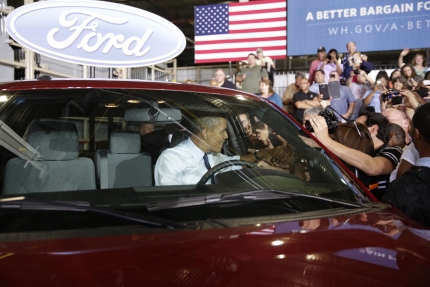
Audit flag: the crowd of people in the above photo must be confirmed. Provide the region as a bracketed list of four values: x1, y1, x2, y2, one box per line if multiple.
[227, 43, 430, 227]
[180, 44, 430, 227]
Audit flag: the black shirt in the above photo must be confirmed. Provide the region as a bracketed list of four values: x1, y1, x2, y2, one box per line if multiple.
[292, 90, 319, 122]
[221, 80, 238, 90]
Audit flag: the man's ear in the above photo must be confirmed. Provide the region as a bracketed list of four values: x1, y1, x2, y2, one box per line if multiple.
[201, 128, 209, 140]
[370, 124, 379, 135]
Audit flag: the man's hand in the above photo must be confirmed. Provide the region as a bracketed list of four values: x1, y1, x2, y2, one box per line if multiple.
[308, 115, 331, 144]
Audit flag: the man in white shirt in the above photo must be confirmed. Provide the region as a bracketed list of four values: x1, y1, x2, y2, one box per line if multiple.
[155, 115, 291, 186]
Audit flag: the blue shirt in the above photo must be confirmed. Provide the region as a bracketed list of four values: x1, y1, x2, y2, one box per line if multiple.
[259, 92, 282, 108]
[363, 90, 382, 113]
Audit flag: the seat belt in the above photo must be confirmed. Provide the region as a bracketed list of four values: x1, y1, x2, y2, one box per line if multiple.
[99, 150, 109, 189]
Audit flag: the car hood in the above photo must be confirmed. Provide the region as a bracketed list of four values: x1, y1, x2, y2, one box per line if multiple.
[0, 208, 429, 287]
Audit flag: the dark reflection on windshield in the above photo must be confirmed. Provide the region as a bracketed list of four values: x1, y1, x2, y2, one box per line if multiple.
[0, 88, 360, 204]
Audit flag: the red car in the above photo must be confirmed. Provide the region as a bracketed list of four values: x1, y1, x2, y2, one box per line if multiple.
[0, 79, 429, 286]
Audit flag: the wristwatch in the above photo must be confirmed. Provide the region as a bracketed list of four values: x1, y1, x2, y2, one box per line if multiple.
[254, 149, 261, 160]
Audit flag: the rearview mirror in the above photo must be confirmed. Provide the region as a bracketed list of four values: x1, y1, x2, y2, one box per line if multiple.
[124, 108, 182, 123]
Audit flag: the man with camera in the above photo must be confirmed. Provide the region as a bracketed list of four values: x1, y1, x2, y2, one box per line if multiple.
[347, 69, 374, 119]
[309, 112, 402, 200]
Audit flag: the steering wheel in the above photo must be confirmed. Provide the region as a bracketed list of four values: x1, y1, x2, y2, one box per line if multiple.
[198, 160, 259, 185]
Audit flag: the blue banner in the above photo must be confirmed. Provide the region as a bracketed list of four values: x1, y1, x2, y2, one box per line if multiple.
[287, 0, 430, 56]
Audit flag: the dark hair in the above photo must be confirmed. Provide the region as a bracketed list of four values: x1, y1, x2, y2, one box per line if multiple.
[412, 103, 430, 144]
[188, 114, 224, 135]
[401, 63, 417, 79]
[425, 71, 430, 80]
[328, 48, 339, 59]
[333, 123, 374, 155]
[376, 70, 389, 82]
[392, 76, 409, 90]
[390, 69, 401, 82]
[247, 53, 257, 59]
[315, 69, 325, 75]
[364, 113, 391, 144]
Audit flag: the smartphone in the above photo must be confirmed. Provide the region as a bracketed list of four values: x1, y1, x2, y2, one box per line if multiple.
[319, 83, 330, 100]
[328, 81, 341, 98]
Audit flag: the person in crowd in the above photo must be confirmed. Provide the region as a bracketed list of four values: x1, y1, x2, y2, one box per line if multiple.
[317, 48, 343, 83]
[293, 78, 320, 123]
[327, 71, 356, 121]
[309, 69, 326, 93]
[282, 71, 305, 116]
[341, 42, 374, 79]
[398, 48, 429, 78]
[425, 71, 430, 80]
[209, 79, 218, 87]
[400, 64, 417, 88]
[388, 69, 401, 89]
[383, 103, 430, 228]
[259, 79, 282, 108]
[388, 123, 406, 149]
[236, 53, 268, 95]
[382, 108, 411, 146]
[214, 68, 237, 89]
[309, 112, 402, 200]
[332, 122, 374, 156]
[154, 113, 293, 186]
[256, 48, 275, 85]
[140, 123, 154, 136]
[308, 46, 326, 84]
[185, 79, 193, 84]
[347, 70, 374, 119]
[362, 72, 389, 113]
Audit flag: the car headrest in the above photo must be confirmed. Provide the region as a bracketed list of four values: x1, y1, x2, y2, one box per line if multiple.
[109, 131, 141, 154]
[27, 121, 79, 161]
[169, 130, 190, 148]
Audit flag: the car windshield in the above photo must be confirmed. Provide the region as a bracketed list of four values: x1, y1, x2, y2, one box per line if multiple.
[0, 82, 370, 233]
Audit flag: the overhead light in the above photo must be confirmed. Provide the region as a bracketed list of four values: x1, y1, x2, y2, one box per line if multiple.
[127, 100, 140, 103]
[157, 100, 165, 104]
[104, 103, 119, 108]
[0, 96, 8, 102]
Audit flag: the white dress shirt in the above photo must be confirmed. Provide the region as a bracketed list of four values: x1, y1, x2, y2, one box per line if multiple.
[154, 137, 240, 186]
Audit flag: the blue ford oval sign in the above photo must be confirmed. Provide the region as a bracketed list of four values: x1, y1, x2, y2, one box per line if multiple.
[6, 0, 186, 67]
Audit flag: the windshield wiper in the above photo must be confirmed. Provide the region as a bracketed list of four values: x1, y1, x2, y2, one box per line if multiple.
[146, 190, 364, 211]
[0, 197, 185, 230]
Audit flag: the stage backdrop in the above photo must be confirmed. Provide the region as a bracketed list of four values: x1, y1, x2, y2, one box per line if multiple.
[287, 0, 430, 56]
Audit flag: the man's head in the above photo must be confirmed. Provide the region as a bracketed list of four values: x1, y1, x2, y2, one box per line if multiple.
[362, 112, 392, 145]
[247, 53, 257, 67]
[329, 71, 340, 83]
[315, 69, 325, 84]
[382, 108, 410, 143]
[215, 69, 226, 85]
[346, 41, 356, 54]
[209, 79, 218, 87]
[303, 106, 324, 125]
[299, 78, 310, 92]
[317, 46, 326, 61]
[190, 116, 228, 153]
[140, 123, 154, 136]
[388, 123, 406, 148]
[295, 72, 306, 87]
[411, 103, 430, 154]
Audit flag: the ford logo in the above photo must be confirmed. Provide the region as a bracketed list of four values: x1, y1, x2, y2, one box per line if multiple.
[6, 0, 186, 67]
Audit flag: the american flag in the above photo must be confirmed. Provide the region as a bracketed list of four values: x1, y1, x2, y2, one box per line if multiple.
[194, 0, 287, 64]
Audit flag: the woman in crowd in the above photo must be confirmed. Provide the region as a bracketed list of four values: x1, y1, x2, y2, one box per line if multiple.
[388, 70, 401, 89]
[317, 48, 343, 83]
[258, 79, 282, 108]
[362, 72, 389, 113]
[398, 48, 429, 77]
[400, 64, 417, 88]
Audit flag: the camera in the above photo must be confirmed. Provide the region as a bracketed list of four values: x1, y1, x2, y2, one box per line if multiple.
[391, 96, 404, 105]
[305, 109, 338, 134]
[330, 73, 336, 79]
[382, 90, 400, 101]
[353, 69, 360, 75]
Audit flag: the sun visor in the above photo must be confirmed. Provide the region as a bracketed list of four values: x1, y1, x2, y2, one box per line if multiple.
[124, 108, 182, 123]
